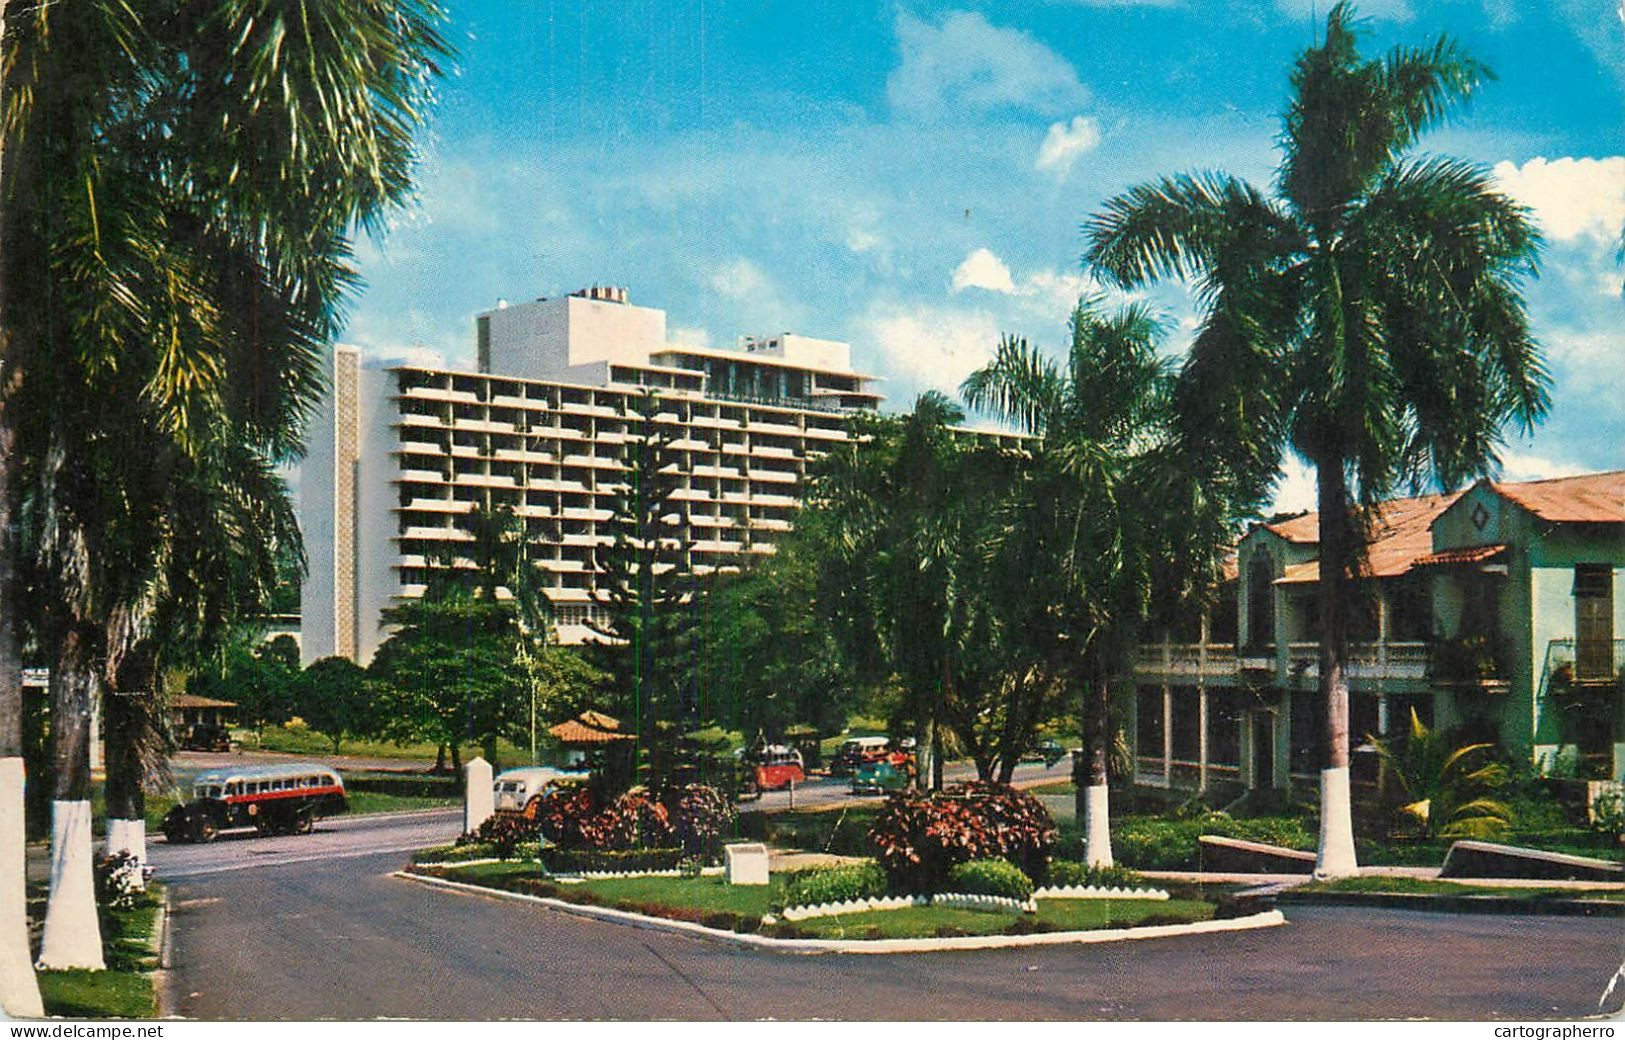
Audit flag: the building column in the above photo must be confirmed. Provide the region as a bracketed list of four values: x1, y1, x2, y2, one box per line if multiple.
[1275, 690, 1292, 790]
[1197, 687, 1210, 793]
[1161, 684, 1173, 790]
[1239, 712, 1256, 789]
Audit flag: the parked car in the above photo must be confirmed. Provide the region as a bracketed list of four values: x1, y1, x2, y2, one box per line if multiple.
[749, 745, 806, 792]
[492, 766, 589, 816]
[850, 750, 915, 795]
[180, 723, 232, 753]
[1022, 738, 1067, 768]
[829, 736, 890, 776]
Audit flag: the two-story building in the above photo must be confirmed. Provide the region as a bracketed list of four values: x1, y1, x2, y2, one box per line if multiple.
[1131, 470, 1624, 793]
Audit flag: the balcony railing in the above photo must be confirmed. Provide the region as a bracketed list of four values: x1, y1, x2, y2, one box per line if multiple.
[1134, 639, 1429, 683]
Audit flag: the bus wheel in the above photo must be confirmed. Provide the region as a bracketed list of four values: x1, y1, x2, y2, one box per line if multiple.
[294, 811, 314, 835]
[195, 818, 218, 843]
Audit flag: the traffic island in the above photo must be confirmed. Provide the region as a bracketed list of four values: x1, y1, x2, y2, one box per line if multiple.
[394, 861, 1284, 953]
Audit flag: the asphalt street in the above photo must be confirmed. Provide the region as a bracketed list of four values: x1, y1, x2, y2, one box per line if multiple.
[157, 811, 1625, 1021]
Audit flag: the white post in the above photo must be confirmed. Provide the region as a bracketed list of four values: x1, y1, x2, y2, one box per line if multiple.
[1314, 766, 1359, 879]
[463, 757, 494, 835]
[1197, 688, 1210, 792]
[37, 800, 105, 970]
[0, 758, 44, 1016]
[1083, 783, 1113, 867]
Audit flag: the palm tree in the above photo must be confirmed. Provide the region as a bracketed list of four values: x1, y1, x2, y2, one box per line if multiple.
[1084, 3, 1546, 876]
[962, 299, 1180, 865]
[1, 0, 449, 972]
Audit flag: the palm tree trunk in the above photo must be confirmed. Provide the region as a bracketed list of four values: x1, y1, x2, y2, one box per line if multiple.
[1082, 655, 1114, 867]
[37, 629, 105, 969]
[0, 0, 46, 1009]
[105, 645, 160, 885]
[1313, 461, 1359, 878]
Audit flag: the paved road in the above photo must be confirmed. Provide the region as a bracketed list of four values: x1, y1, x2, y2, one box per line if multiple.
[148, 808, 462, 881]
[162, 842, 1625, 1021]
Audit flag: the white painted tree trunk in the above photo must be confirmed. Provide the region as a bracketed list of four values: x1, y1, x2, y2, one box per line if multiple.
[1083, 782, 1114, 867]
[1314, 766, 1359, 879]
[105, 819, 146, 891]
[0, 758, 43, 1016]
[36, 800, 105, 970]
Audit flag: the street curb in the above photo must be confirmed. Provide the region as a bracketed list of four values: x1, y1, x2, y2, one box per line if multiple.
[153, 884, 174, 1018]
[391, 869, 1287, 955]
[1274, 890, 1625, 917]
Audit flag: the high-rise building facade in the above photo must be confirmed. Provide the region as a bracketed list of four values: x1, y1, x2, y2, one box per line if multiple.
[300, 287, 883, 662]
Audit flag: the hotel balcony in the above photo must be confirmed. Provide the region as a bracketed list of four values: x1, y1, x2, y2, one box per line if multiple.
[1134, 640, 1431, 686]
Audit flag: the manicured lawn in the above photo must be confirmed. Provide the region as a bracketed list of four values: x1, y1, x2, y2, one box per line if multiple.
[787, 898, 1214, 940]
[240, 726, 530, 764]
[32, 884, 163, 1018]
[346, 790, 458, 815]
[1296, 875, 1625, 901]
[416, 861, 1217, 940]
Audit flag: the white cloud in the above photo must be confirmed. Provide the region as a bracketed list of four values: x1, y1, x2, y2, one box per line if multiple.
[669, 326, 712, 349]
[846, 228, 882, 254]
[952, 248, 1017, 293]
[1499, 451, 1591, 483]
[861, 302, 1003, 396]
[887, 11, 1087, 121]
[709, 258, 771, 300]
[1270, 457, 1317, 515]
[1492, 156, 1625, 243]
[1034, 116, 1102, 177]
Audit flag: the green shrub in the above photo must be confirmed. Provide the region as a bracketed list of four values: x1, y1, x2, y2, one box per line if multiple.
[464, 812, 542, 858]
[1592, 787, 1625, 840]
[541, 846, 685, 874]
[417, 841, 501, 863]
[946, 859, 1033, 901]
[777, 861, 889, 910]
[1043, 860, 1142, 890]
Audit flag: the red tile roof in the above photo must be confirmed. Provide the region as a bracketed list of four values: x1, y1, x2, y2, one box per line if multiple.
[1258, 469, 1622, 585]
[548, 712, 633, 745]
[1487, 470, 1625, 524]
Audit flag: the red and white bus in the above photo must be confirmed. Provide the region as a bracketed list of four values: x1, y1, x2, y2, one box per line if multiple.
[161, 763, 347, 843]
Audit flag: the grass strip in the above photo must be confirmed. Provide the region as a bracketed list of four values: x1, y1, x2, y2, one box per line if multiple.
[34, 885, 164, 1019]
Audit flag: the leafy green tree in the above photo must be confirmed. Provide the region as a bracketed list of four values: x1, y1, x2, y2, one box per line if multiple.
[1084, 3, 1546, 875]
[295, 656, 374, 756]
[190, 635, 300, 745]
[369, 597, 525, 773]
[587, 391, 700, 786]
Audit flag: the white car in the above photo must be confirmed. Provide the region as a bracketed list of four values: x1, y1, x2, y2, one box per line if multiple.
[492, 766, 588, 814]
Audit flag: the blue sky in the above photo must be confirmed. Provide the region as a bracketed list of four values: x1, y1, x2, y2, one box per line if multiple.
[344, 0, 1625, 511]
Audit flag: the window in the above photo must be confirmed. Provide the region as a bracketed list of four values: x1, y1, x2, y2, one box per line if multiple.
[1574, 564, 1615, 681]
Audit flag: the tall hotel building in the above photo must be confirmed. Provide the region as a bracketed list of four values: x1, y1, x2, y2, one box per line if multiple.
[300, 287, 883, 663]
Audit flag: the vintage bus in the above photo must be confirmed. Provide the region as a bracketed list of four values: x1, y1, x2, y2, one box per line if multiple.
[161, 762, 347, 843]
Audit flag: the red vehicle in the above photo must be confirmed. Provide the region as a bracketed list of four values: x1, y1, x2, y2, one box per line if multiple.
[751, 746, 806, 791]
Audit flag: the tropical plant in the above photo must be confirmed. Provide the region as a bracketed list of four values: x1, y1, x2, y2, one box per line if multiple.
[1375, 709, 1511, 839]
[0, 0, 450, 980]
[1085, 3, 1546, 875]
[962, 298, 1234, 864]
[867, 782, 1056, 893]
